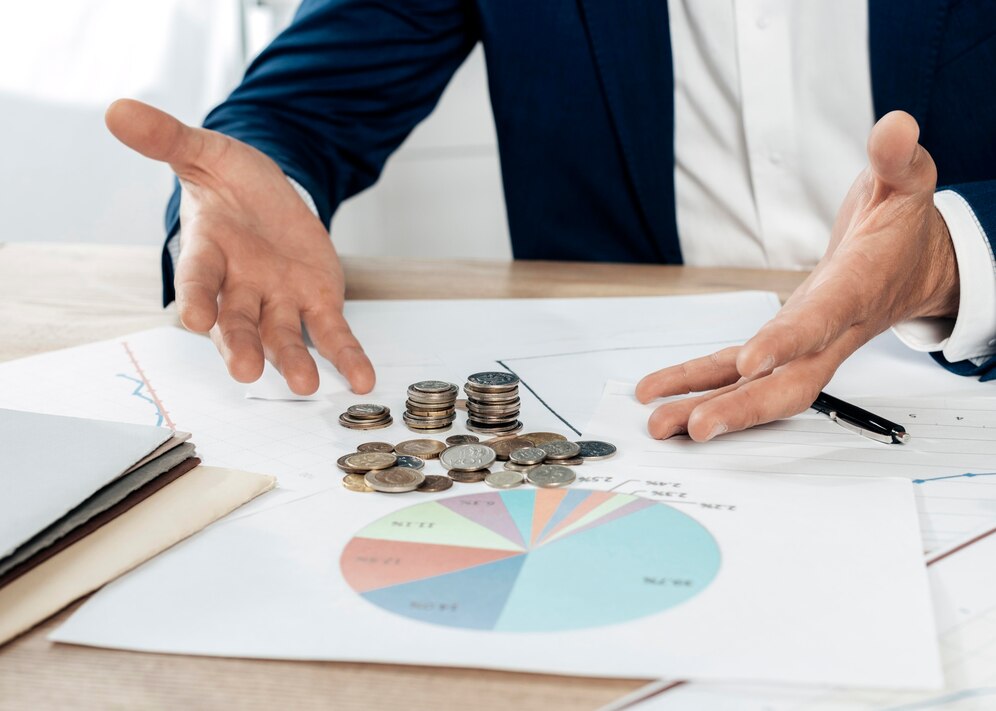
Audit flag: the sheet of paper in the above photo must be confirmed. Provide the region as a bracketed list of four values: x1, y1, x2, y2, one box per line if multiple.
[586, 381, 996, 557]
[52, 469, 939, 688]
[0, 408, 173, 558]
[604, 529, 996, 711]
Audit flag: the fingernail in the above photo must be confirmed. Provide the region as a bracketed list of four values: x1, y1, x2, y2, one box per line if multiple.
[704, 422, 728, 441]
[751, 355, 775, 377]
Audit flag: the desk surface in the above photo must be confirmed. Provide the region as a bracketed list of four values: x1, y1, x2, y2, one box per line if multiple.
[0, 243, 806, 711]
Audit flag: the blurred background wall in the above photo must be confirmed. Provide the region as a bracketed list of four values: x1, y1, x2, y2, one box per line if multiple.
[0, 0, 512, 260]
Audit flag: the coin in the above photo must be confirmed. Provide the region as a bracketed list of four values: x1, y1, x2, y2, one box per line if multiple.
[440, 443, 498, 472]
[466, 371, 520, 390]
[522, 432, 568, 445]
[466, 420, 523, 435]
[485, 470, 525, 489]
[526, 464, 576, 488]
[503, 461, 538, 473]
[395, 455, 425, 470]
[488, 436, 536, 460]
[448, 469, 490, 483]
[539, 440, 581, 460]
[576, 440, 617, 460]
[395, 439, 448, 459]
[509, 446, 546, 465]
[347, 404, 389, 419]
[342, 473, 374, 492]
[417, 474, 454, 492]
[338, 413, 394, 430]
[343, 451, 397, 471]
[357, 441, 394, 454]
[365, 467, 425, 493]
[555, 456, 584, 466]
[446, 434, 480, 445]
[336, 454, 367, 474]
[410, 380, 458, 394]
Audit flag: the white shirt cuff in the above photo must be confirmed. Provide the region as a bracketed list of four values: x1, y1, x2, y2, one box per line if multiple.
[165, 176, 320, 269]
[892, 189, 996, 363]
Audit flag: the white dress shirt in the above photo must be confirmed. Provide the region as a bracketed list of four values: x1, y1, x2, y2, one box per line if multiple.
[169, 0, 996, 363]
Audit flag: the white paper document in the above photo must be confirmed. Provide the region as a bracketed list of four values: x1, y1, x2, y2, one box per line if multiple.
[0, 291, 990, 687]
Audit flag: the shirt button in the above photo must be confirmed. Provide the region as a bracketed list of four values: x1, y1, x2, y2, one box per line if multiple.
[756, 16, 770, 29]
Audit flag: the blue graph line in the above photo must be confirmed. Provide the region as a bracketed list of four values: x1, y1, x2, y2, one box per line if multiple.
[117, 373, 165, 427]
[912, 472, 996, 485]
[883, 686, 996, 710]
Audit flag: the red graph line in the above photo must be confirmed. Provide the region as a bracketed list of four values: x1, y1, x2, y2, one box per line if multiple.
[121, 341, 176, 430]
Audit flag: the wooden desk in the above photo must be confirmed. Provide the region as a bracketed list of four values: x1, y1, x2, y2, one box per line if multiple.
[0, 243, 807, 711]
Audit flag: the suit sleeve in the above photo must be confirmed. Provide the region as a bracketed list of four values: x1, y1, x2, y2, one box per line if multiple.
[931, 181, 996, 382]
[161, 0, 479, 305]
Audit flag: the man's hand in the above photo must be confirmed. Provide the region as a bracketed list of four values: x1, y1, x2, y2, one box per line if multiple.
[105, 99, 375, 396]
[635, 111, 960, 441]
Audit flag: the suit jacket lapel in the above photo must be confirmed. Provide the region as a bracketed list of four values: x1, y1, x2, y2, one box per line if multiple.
[869, 0, 950, 123]
[577, 0, 680, 263]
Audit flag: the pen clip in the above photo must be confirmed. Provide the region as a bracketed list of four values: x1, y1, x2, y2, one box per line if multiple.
[828, 410, 896, 445]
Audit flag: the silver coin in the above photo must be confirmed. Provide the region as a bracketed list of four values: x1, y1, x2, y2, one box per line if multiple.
[411, 380, 457, 394]
[526, 465, 576, 488]
[539, 440, 581, 460]
[439, 443, 497, 472]
[576, 440, 617, 460]
[509, 447, 546, 465]
[446, 434, 480, 445]
[394, 455, 425, 470]
[347, 403, 389, 419]
[485, 470, 525, 489]
[466, 420, 523, 435]
[466, 372, 520, 390]
[448, 469, 490, 483]
[364, 467, 425, 493]
[503, 461, 537, 473]
[556, 456, 584, 467]
[343, 451, 397, 471]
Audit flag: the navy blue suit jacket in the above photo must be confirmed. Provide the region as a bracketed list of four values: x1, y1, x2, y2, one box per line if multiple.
[163, 0, 996, 381]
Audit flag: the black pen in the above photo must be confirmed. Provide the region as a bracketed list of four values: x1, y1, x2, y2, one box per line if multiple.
[810, 391, 910, 445]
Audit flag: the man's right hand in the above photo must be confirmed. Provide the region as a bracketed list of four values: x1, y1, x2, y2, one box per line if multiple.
[105, 99, 375, 396]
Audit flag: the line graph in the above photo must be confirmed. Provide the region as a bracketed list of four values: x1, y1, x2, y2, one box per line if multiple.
[913, 472, 996, 485]
[118, 341, 175, 429]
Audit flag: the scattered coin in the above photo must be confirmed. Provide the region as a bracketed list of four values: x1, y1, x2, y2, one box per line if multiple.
[485, 470, 525, 489]
[342, 473, 374, 492]
[365, 467, 425, 493]
[417, 474, 453, 492]
[394, 455, 425, 470]
[448, 469, 490, 483]
[522, 432, 568, 445]
[556, 456, 584, 467]
[488, 436, 537, 460]
[395, 439, 448, 459]
[357, 441, 395, 454]
[503, 461, 538, 473]
[446, 434, 480, 445]
[509, 446, 546, 465]
[439, 443, 497, 472]
[576, 440, 617, 460]
[336, 453, 367, 474]
[527, 464, 576, 488]
[343, 451, 397, 471]
[539, 440, 581, 460]
[338, 403, 393, 430]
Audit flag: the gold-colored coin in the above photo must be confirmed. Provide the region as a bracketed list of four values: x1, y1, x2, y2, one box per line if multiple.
[448, 469, 490, 483]
[343, 451, 397, 471]
[357, 442, 394, 453]
[487, 436, 536, 461]
[336, 453, 366, 474]
[342, 473, 374, 492]
[522, 432, 568, 445]
[417, 475, 454, 493]
[395, 439, 448, 459]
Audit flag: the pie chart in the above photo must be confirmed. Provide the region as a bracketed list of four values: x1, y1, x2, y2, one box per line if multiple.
[340, 489, 721, 632]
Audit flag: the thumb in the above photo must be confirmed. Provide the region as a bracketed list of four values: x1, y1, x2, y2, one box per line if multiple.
[867, 110, 936, 194]
[105, 98, 206, 173]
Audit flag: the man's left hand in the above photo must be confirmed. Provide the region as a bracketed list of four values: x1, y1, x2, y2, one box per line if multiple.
[635, 110, 960, 441]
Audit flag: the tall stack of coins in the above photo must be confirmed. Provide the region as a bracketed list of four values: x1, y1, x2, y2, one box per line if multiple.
[404, 380, 458, 432]
[338, 403, 393, 430]
[463, 372, 522, 435]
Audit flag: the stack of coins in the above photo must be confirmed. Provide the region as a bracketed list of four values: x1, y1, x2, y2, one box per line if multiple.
[404, 380, 458, 433]
[338, 403, 393, 430]
[464, 372, 522, 435]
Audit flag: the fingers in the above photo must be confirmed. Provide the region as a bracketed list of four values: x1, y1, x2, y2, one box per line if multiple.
[259, 301, 319, 396]
[636, 347, 741, 403]
[174, 233, 226, 333]
[104, 98, 206, 173]
[303, 308, 375, 394]
[213, 287, 265, 383]
[683, 327, 866, 442]
[647, 382, 742, 440]
[867, 111, 936, 194]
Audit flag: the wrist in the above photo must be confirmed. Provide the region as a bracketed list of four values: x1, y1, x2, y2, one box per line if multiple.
[920, 205, 960, 318]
